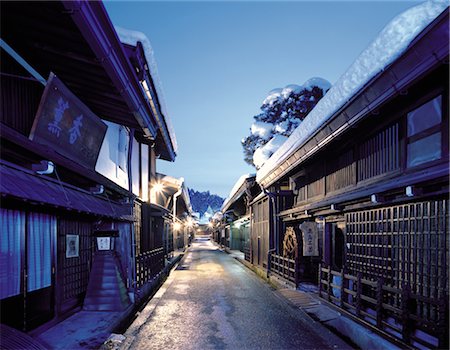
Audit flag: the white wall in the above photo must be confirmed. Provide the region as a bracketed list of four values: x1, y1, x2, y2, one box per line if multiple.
[95, 120, 129, 190]
[131, 137, 140, 197]
[141, 144, 149, 202]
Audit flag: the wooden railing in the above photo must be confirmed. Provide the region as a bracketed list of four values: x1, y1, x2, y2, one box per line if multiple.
[270, 253, 298, 285]
[243, 242, 251, 262]
[136, 247, 165, 288]
[319, 265, 448, 349]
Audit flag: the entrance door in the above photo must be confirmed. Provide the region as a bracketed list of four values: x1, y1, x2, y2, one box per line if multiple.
[25, 213, 57, 330]
[0, 209, 56, 331]
[324, 222, 345, 270]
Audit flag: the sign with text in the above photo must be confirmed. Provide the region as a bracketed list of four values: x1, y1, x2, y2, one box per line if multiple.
[30, 73, 107, 169]
[300, 221, 319, 256]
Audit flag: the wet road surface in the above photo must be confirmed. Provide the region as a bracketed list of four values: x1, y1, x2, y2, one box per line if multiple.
[125, 237, 337, 350]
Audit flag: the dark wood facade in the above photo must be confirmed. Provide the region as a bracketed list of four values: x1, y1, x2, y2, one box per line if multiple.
[256, 10, 449, 349]
[1, 1, 177, 332]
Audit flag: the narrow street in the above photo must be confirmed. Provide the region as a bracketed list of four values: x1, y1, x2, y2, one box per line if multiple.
[123, 237, 339, 350]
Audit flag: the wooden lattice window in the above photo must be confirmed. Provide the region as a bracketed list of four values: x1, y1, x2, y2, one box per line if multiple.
[357, 123, 400, 182]
[346, 200, 449, 321]
[326, 149, 355, 193]
[134, 202, 142, 255]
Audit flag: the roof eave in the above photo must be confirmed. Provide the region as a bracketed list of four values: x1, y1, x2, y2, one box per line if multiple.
[258, 10, 449, 188]
[62, 0, 158, 139]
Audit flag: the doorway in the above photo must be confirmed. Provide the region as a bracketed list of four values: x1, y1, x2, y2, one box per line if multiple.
[0, 209, 56, 331]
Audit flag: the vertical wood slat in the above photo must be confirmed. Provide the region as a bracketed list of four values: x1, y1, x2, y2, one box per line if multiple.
[357, 123, 400, 181]
[58, 219, 92, 303]
[0, 75, 44, 135]
[346, 200, 448, 327]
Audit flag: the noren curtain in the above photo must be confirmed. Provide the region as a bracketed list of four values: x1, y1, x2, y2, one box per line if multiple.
[27, 213, 56, 292]
[0, 209, 25, 299]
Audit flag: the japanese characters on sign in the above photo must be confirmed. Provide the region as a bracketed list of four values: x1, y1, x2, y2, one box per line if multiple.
[300, 221, 319, 256]
[30, 73, 107, 169]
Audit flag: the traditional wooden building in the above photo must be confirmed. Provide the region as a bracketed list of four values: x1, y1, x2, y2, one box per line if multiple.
[1, 1, 177, 332]
[221, 174, 256, 253]
[256, 5, 448, 349]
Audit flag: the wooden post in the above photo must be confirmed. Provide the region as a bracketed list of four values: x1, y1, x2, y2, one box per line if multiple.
[437, 296, 449, 349]
[327, 266, 332, 302]
[376, 277, 384, 328]
[340, 268, 345, 308]
[356, 272, 362, 317]
[318, 264, 322, 297]
[401, 283, 412, 345]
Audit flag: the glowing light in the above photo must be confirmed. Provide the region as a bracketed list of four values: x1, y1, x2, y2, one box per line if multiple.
[186, 218, 194, 228]
[173, 222, 182, 231]
[153, 182, 164, 193]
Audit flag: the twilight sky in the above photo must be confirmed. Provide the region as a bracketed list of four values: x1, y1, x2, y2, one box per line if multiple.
[105, 0, 418, 198]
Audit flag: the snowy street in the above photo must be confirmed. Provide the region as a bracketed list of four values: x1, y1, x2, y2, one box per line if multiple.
[121, 237, 342, 350]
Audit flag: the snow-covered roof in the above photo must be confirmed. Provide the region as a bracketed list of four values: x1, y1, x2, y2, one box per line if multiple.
[256, 0, 448, 184]
[116, 26, 178, 154]
[253, 135, 287, 169]
[221, 173, 256, 211]
[157, 173, 184, 188]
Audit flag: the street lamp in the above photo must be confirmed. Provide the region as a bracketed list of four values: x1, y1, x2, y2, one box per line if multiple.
[173, 222, 182, 231]
[153, 182, 164, 193]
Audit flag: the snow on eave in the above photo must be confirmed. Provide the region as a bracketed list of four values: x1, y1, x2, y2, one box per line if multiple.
[221, 173, 256, 212]
[115, 26, 178, 155]
[256, 1, 448, 185]
[157, 172, 184, 188]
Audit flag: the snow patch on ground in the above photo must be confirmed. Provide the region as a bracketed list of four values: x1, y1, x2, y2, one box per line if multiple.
[256, 0, 448, 183]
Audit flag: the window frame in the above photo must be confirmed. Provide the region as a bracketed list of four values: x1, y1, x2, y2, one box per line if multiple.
[403, 90, 448, 171]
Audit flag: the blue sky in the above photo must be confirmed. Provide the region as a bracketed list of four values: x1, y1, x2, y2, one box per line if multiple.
[105, 1, 418, 198]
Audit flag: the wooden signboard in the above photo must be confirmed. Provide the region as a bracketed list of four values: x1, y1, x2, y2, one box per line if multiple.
[30, 73, 107, 169]
[300, 221, 319, 256]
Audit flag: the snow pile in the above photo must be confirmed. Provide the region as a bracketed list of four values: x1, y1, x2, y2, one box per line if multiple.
[256, 0, 448, 183]
[222, 173, 255, 211]
[253, 135, 288, 169]
[251, 121, 273, 140]
[244, 77, 331, 169]
[115, 26, 178, 153]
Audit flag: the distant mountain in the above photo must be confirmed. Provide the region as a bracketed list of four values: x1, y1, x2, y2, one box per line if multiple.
[188, 189, 224, 215]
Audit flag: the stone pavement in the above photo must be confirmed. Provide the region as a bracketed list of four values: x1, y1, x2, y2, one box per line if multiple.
[228, 250, 401, 350]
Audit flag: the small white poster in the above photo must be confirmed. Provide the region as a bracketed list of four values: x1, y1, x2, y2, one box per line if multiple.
[300, 222, 319, 256]
[66, 234, 79, 258]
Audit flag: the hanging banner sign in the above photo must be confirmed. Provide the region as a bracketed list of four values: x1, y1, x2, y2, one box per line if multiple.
[300, 221, 319, 256]
[29, 73, 107, 169]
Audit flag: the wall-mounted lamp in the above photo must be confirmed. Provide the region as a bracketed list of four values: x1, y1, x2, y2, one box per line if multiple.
[406, 185, 422, 197]
[330, 204, 343, 211]
[32, 160, 54, 175]
[90, 184, 104, 195]
[370, 194, 385, 204]
[153, 182, 164, 193]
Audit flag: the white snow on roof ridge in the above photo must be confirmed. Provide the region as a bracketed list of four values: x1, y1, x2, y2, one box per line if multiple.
[115, 26, 178, 154]
[253, 134, 288, 169]
[222, 173, 256, 211]
[256, 0, 447, 184]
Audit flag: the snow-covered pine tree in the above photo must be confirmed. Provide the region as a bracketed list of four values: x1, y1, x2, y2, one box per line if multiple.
[242, 78, 331, 169]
